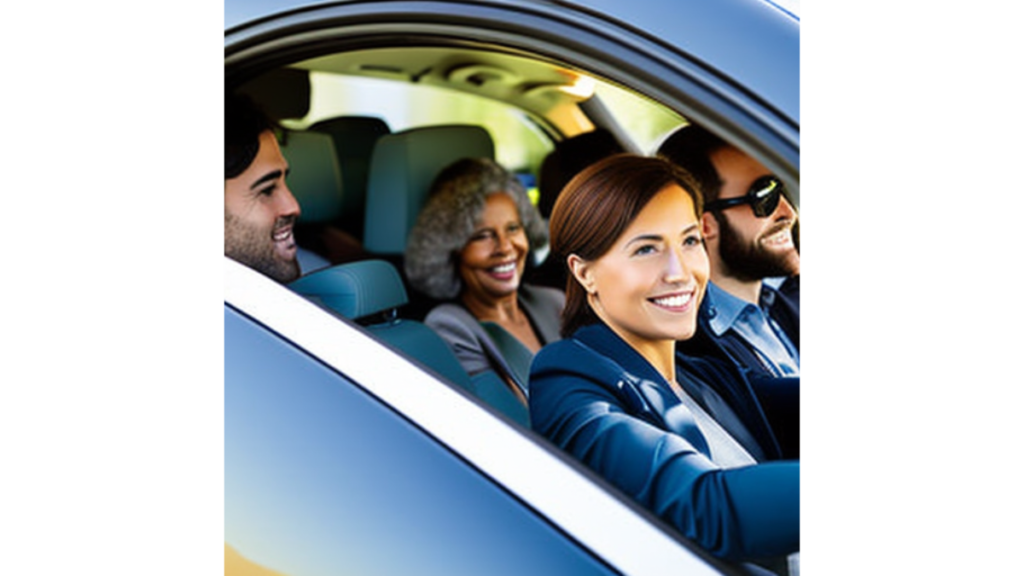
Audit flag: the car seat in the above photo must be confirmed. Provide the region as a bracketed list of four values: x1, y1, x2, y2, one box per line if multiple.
[277, 130, 341, 274]
[279, 130, 369, 269]
[537, 128, 624, 219]
[309, 116, 392, 242]
[362, 124, 495, 257]
[528, 129, 625, 289]
[362, 124, 496, 319]
[289, 259, 529, 426]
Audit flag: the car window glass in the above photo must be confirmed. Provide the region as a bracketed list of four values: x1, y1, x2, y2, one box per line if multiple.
[225, 305, 620, 576]
[594, 80, 685, 153]
[289, 72, 553, 173]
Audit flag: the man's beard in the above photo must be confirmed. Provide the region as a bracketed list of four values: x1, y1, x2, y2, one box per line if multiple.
[225, 213, 300, 283]
[717, 216, 799, 282]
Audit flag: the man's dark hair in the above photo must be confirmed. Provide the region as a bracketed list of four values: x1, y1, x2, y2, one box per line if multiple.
[656, 123, 728, 204]
[225, 92, 276, 179]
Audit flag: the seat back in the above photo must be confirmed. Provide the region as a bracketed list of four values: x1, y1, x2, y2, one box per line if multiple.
[289, 259, 528, 426]
[279, 130, 344, 224]
[289, 258, 405, 319]
[280, 129, 372, 269]
[469, 371, 530, 427]
[309, 116, 391, 240]
[278, 130, 345, 274]
[362, 125, 495, 256]
[538, 128, 624, 219]
[528, 129, 625, 288]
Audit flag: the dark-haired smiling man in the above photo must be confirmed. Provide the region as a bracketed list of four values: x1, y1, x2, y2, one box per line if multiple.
[658, 124, 799, 379]
[225, 94, 301, 283]
[659, 124, 801, 460]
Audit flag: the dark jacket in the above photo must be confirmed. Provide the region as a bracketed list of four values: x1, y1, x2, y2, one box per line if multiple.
[680, 279, 800, 377]
[678, 277, 800, 457]
[529, 322, 799, 562]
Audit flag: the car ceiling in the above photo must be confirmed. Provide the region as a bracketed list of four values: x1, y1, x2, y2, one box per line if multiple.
[291, 46, 598, 134]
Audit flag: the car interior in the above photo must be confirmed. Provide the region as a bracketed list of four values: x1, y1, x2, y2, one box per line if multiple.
[224, 5, 803, 573]
[289, 258, 531, 425]
[229, 43, 694, 424]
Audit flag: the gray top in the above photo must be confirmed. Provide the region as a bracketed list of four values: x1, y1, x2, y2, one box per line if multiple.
[425, 284, 565, 398]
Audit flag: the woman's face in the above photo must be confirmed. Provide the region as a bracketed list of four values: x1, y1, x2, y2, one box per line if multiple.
[572, 184, 709, 348]
[458, 193, 530, 302]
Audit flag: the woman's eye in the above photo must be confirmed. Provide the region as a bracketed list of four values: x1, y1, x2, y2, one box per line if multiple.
[470, 230, 494, 242]
[507, 223, 523, 234]
[633, 245, 657, 256]
[683, 234, 703, 247]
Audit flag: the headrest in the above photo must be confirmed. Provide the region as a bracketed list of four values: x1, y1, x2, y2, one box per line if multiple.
[363, 125, 495, 254]
[538, 129, 624, 218]
[235, 68, 311, 120]
[279, 131, 343, 224]
[289, 259, 408, 319]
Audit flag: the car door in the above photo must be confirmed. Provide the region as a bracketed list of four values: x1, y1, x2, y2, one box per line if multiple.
[225, 2, 798, 574]
[225, 258, 741, 575]
[226, 304, 622, 575]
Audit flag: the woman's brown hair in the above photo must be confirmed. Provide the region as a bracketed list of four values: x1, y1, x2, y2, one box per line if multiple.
[548, 153, 704, 337]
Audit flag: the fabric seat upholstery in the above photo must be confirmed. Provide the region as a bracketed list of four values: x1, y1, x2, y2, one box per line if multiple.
[279, 131, 344, 224]
[362, 125, 495, 256]
[309, 116, 391, 241]
[289, 259, 528, 426]
[278, 130, 344, 274]
[280, 129, 369, 269]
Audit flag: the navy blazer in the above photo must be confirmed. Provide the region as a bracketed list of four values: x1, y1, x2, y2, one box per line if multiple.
[530, 322, 799, 562]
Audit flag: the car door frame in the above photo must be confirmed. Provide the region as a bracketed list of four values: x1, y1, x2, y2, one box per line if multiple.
[225, 0, 799, 205]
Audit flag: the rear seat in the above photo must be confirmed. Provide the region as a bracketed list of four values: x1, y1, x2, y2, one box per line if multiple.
[278, 130, 339, 274]
[309, 116, 391, 242]
[363, 124, 495, 258]
[362, 124, 496, 318]
[289, 259, 530, 426]
[279, 129, 370, 270]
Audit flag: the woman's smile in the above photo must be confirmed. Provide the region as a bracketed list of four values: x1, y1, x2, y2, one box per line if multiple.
[487, 260, 519, 281]
[648, 289, 698, 312]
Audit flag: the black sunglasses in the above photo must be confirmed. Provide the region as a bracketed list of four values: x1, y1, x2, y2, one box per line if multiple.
[704, 175, 786, 218]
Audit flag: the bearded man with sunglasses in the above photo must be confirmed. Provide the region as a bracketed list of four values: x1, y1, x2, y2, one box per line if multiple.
[659, 124, 800, 458]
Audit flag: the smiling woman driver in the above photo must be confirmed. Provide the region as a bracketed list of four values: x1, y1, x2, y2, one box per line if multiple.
[529, 154, 799, 570]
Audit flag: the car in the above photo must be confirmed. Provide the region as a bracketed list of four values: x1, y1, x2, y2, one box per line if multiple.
[225, 1, 799, 575]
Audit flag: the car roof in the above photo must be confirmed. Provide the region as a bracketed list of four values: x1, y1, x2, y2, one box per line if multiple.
[224, 0, 800, 127]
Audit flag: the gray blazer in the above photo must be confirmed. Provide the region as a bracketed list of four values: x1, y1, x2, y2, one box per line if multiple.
[424, 284, 565, 398]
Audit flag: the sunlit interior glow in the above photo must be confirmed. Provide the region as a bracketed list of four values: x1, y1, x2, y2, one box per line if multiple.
[558, 75, 596, 99]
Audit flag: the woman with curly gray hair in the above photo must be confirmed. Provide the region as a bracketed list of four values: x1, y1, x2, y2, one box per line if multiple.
[405, 157, 565, 406]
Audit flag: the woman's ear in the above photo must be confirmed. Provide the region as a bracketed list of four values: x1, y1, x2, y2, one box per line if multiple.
[567, 254, 596, 294]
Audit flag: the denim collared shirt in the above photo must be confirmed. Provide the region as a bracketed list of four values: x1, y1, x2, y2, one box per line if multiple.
[705, 282, 800, 377]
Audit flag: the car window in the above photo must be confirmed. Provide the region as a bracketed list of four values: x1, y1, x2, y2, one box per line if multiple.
[224, 2, 798, 565]
[292, 72, 554, 174]
[593, 80, 685, 153]
[225, 304, 622, 576]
